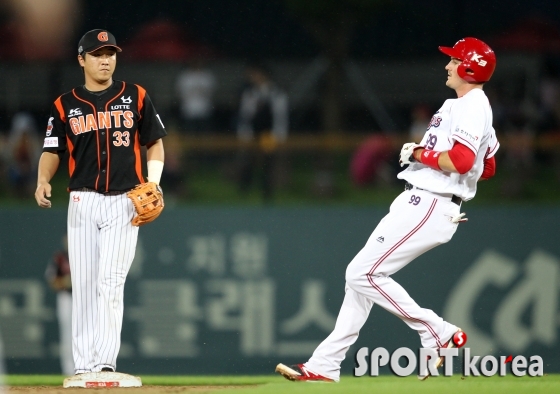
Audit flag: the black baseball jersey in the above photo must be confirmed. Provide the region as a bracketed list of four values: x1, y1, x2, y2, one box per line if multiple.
[43, 80, 166, 192]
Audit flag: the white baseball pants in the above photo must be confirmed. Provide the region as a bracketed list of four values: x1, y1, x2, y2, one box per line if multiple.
[67, 190, 138, 373]
[305, 188, 461, 380]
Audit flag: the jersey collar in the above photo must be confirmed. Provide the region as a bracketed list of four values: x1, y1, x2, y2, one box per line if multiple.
[78, 80, 122, 98]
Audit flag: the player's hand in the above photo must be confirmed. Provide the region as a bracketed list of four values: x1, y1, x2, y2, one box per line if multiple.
[35, 182, 52, 208]
[399, 142, 421, 167]
[451, 212, 468, 223]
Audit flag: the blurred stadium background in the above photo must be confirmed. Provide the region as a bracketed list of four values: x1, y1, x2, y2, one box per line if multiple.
[1, 0, 560, 380]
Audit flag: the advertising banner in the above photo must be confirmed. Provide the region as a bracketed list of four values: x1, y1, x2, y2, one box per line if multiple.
[0, 207, 558, 375]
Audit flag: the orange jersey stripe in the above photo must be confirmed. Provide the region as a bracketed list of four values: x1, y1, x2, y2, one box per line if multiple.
[67, 136, 76, 176]
[136, 84, 146, 120]
[71, 90, 99, 189]
[104, 83, 126, 191]
[134, 131, 144, 183]
[54, 96, 66, 122]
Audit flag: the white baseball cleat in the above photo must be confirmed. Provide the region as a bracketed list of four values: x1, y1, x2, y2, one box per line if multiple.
[63, 371, 142, 388]
[275, 363, 335, 382]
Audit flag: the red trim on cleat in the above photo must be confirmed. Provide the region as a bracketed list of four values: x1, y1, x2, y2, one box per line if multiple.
[419, 328, 467, 381]
[275, 363, 334, 382]
[435, 329, 467, 368]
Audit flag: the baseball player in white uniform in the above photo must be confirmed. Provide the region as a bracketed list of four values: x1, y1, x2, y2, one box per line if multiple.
[276, 37, 499, 382]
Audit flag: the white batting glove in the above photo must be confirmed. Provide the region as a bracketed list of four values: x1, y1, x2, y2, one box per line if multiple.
[399, 142, 421, 167]
[451, 212, 468, 223]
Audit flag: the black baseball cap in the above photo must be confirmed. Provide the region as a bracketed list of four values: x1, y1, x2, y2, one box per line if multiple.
[78, 29, 122, 56]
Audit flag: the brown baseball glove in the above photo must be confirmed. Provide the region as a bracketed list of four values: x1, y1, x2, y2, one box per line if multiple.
[127, 182, 165, 226]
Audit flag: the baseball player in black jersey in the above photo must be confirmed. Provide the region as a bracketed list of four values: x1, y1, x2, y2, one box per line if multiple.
[35, 29, 166, 387]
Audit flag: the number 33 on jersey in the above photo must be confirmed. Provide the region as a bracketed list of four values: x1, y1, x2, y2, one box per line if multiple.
[43, 81, 166, 193]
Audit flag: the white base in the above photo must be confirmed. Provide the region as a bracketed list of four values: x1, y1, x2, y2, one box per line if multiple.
[63, 372, 142, 388]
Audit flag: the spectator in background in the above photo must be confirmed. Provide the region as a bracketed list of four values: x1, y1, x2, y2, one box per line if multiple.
[537, 62, 560, 131]
[160, 129, 188, 199]
[0, 0, 81, 61]
[349, 135, 394, 187]
[236, 62, 288, 201]
[537, 60, 560, 183]
[176, 59, 217, 134]
[347, 103, 431, 188]
[3, 112, 41, 198]
[409, 104, 432, 142]
[44, 234, 73, 376]
[485, 81, 537, 197]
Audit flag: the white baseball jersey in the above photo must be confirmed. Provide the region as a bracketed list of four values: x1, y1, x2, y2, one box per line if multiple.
[398, 88, 499, 201]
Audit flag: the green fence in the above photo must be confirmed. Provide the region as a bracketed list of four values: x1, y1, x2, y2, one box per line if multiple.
[0, 206, 559, 374]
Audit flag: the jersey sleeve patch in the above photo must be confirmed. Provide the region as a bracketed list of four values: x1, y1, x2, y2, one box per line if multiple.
[46, 117, 54, 136]
[451, 129, 478, 154]
[43, 137, 59, 148]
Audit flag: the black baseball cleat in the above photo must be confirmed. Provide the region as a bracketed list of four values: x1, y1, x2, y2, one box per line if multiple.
[275, 363, 335, 382]
[101, 367, 115, 372]
[419, 328, 467, 381]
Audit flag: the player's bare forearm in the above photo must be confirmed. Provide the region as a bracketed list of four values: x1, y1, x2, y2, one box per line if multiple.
[35, 152, 60, 208]
[37, 152, 60, 184]
[146, 138, 164, 162]
[413, 149, 459, 173]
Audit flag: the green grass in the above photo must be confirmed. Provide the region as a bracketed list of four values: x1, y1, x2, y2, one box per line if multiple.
[142, 375, 277, 386]
[6, 374, 560, 393]
[220, 375, 560, 394]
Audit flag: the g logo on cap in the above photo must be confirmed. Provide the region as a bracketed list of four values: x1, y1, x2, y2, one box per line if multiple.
[98, 31, 109, 42]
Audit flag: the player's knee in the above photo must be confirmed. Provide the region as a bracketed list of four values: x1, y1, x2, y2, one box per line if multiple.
[98, 274, 126, 290]
[345, 263, 362, 287]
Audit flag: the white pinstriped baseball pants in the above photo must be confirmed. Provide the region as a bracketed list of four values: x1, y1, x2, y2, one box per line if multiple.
[67, 190, 138, 374]
[305, 189, 461, 381]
